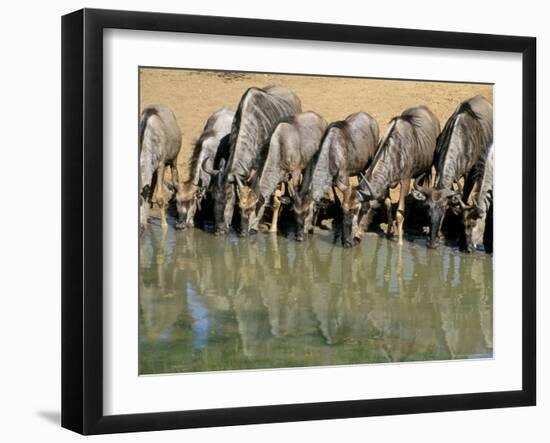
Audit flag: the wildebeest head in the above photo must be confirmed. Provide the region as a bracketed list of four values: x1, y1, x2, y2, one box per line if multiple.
[174, 180, 204, 230]
[287, 182, 314, 241]
[411, 175, 462, 249]
[235, 170, 259, 236]
[340, 185, 369, 248]
[339, 173, 377, 248]
[201, 157, 228, 234]
[444, 194, 487, 253]
[461, 203, 486, 253]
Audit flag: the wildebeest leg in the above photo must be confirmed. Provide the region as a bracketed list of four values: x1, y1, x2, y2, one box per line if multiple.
[332, 187, 342, 244]
[267, 230, 282, 270]
[396, 240, 404, 294]
[396, 178, 410, 245]
[170, 163, 180, 192]
[223, 186, 236, 232]
[152, 163, 168, 227]
[311, 208, 319, 232]
[269, 184, 284, 233]
[384, 193, 393, 239]
[250, 202, 265, 232]
[139, 201, 148, 232]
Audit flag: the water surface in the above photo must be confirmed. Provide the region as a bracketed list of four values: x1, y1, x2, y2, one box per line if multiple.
[139, 225, 493, 374]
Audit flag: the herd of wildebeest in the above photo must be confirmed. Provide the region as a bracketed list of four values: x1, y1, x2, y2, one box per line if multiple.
[139, 85, 493, 252]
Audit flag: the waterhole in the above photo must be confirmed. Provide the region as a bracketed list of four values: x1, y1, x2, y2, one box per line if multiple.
[139, 223, 492, 374]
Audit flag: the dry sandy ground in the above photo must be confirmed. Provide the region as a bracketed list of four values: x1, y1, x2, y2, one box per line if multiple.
[139, 68, 493, 184]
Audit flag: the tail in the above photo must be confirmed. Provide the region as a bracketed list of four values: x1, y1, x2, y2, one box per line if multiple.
[139, 107, 158, 149]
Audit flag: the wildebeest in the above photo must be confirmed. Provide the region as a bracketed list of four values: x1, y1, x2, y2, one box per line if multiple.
[139, 104, 182, 229]
[452, 143, 494, 253]
[234, 111, 328, 235]
[290, 112, 379, 244]
[412, 96, 493, 248]
[216, 85, 302, 235]
[345, 106, 440, 247]
[174, 107, 235, 229]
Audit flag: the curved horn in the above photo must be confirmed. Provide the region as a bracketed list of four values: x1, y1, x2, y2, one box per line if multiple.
[357, 189, 371, 202]
[249, 168, 257, 182]
[457, 197, 470, 210]
[238, 160, 250, 177]
[414, 173, 428, 192]
[235, 174, 244, 189]
[201, 157, 219, 176]
[359, 172, 375, 197]
[446, 191, 471, 215]
[449, 192, 470, 210]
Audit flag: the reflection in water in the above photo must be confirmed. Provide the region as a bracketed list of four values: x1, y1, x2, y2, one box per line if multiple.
[139, 226, 493, 374]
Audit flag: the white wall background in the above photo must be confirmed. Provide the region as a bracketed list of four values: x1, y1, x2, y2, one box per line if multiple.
[0, 0, 545, 441]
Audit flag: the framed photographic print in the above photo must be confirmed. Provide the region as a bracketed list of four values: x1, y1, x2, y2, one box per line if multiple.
[61, 8, 536, 435]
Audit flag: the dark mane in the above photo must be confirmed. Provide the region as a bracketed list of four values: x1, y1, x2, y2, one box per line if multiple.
[376, 106, 426, 151]
[277, 114, 299, 126]
[362, 106, 439, 197]
[226, 86, 301, 179]
[456, 100, 484, 121]
[318, 120, 350, 148]
[397, 106, 431, 128]
[328, 120, 349, 130]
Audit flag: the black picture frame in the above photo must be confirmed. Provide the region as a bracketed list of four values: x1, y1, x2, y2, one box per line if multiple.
[62, 8, 536, 435]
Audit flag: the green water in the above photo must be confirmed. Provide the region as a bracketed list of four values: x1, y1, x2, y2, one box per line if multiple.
[139, 225, 493, 375]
